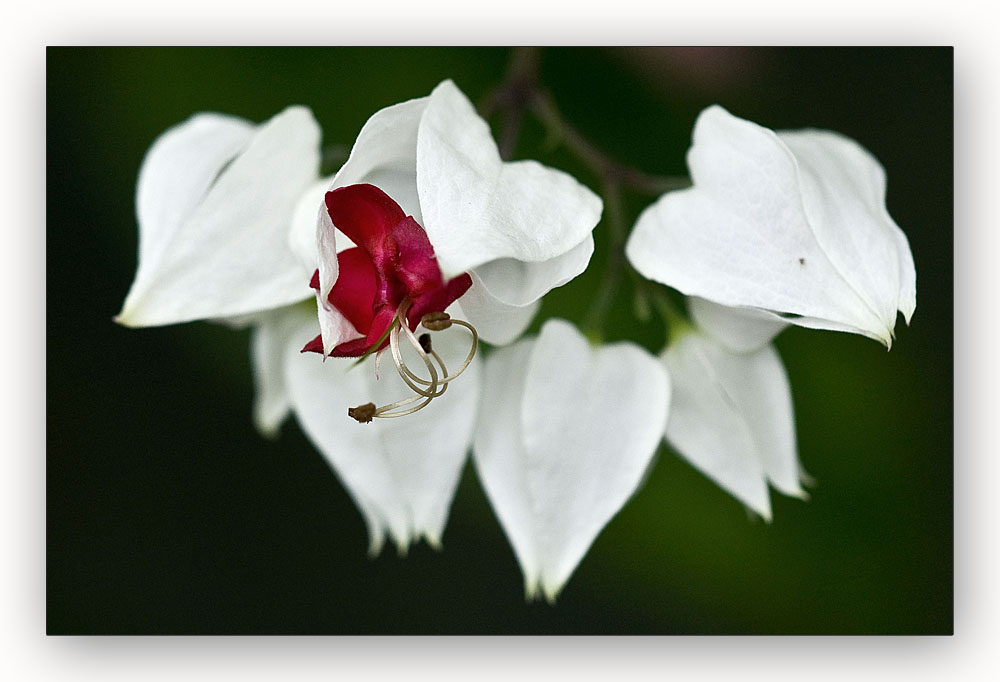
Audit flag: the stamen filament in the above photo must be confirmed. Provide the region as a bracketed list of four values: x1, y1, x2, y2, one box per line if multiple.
[371, 348, 449, 418]
[389, 320, 446, 399]
[348, 296, 480, 423]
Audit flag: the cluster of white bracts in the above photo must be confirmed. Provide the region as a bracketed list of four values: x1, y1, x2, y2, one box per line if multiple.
[118, 83, 915, 601]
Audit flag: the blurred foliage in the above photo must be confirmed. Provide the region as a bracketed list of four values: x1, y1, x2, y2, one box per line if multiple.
[47, 47, 952, 634]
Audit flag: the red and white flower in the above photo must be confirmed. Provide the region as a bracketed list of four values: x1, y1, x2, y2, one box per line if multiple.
[117, 80, 603, 554]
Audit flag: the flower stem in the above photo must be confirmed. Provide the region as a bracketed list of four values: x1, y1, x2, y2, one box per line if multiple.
[582, 179, 626, 338]
[483, 47, 692, 340]
[527, 90, 690, 196]
[645, 283, 693, 342]
[482, 47, 690, 195]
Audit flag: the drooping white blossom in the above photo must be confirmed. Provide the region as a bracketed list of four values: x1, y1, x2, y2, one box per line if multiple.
[626, 104, 916, 347]
[661, 301, 806, 521]
[272, 304, 481, 554]
[473, 319, 671, 601]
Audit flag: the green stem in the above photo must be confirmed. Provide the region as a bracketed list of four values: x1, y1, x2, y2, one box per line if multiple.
[483, 48, 690, 195]
[646, 283, 693, 342]
[528, 90, 690, 196]
[582, 179, 626, 337]
[483, 47, 694, 340]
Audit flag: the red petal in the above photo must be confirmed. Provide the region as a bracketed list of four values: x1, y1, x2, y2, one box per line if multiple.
[325, 183, 403, 271]
[301, 334, 325, 354]
[326, 247, 377, 335]
[329, 306, 397, 358]
[325, 184, 410, 312]
[314, 184, 474, 359]
[326, 336, 375, 358]
[392, 215, 447, 299]
[408, 273, 473, 327]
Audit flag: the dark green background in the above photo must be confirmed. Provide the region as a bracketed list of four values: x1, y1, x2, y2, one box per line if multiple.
[47, 47, 952, 634]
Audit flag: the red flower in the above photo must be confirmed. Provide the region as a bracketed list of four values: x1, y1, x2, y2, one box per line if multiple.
[303, 184, 472, 357]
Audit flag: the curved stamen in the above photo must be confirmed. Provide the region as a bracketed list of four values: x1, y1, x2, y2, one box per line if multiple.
[371, 348, 449, 418]
[349, 296, 480, 422]
[393, 331, 453, 398]
[397, 312, 478, 388]
[389, 301, 445, 399]
[431, 316, 478, 382]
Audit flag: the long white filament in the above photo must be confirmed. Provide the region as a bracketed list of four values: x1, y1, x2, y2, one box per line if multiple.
[349, 298, 479, 421]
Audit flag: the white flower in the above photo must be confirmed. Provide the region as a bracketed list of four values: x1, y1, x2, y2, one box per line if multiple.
[306, 79, 603, 353]
[626, 104, 916, 348]
[116, 80, 603, 554]
[660, 300, 806, 521]
[473, 319, 671, 602]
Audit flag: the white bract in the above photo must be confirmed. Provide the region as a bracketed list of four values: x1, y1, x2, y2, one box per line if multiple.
[473, 319, 671, 602]
[116, 80, 602, 554]
[117, 107, 320, 327]
[267, 304, 481, 553]
[626, 105, 916, 347]
[661, 302, 806, 521]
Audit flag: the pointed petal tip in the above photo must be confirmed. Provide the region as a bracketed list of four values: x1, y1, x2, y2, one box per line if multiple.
[114, 302, 169, 329]
[423, 533, 443, 552]
[747, 501, 773, 524]
[540, 580, 564, 606]
[799, 467, 818, 489]
[871, 322, 894, 351]
[775, 481, 810, 502]
[114, 299, 145, 328]
[391, 528, 415, 557]
[253, 418, 282, 441]
[522, 578, 561, 605]
[523, 579, 540, 603]
[366, 537, 385, 559]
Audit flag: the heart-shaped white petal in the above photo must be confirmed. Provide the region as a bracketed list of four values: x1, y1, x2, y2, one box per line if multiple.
[663, 329, 805, 520]
[284, 307, 481, 554]
[418, 80, 602, 285]
[474, 319, 670, 601]
[416, 80, 602, 342]
[626, 105, 916, 347]
[118, 107, 321, 327]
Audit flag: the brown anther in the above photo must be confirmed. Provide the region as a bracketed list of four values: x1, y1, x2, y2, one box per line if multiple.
[421, 311, 452, 331]
[418, 333, 432, 354]
[348, 402, 376, 424]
